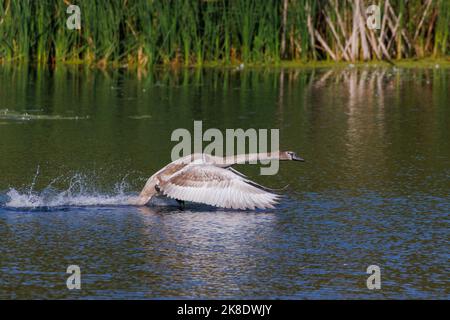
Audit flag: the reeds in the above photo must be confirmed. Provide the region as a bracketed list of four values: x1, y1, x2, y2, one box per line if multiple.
[0, 0, 448, 67]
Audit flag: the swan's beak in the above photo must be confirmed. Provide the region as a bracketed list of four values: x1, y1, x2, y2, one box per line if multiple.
[293, 154, 305, 161]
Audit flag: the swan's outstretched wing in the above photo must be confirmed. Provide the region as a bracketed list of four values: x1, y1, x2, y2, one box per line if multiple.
[159, 164, 279, 210]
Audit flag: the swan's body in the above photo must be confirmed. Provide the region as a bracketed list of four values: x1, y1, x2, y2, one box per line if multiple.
[129, 151, 304, 210]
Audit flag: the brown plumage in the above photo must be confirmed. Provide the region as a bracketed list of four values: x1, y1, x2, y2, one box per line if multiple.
[129, 151, 304, 210]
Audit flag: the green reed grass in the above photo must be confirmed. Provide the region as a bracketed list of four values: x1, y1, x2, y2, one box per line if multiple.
[0, 0, 448, 67]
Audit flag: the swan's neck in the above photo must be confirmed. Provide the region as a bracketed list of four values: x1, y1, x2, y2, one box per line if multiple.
[222, 152, 279, 165]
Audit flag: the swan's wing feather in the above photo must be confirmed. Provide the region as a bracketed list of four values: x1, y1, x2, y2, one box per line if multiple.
[227, 166, 247, 178]
[160, 164, 279, 210]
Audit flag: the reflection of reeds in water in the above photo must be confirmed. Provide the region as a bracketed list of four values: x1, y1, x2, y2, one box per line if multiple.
[308, 67, 448, 189]
[0, 0, 448, 66]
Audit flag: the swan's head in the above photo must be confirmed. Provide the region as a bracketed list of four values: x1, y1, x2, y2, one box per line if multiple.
[280, 151, 304, 161]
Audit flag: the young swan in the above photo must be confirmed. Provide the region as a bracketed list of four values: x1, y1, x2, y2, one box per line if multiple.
[129, 151, 304, 210]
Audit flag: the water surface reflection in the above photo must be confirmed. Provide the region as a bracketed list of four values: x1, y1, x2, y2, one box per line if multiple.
[0, 65, 448, 299]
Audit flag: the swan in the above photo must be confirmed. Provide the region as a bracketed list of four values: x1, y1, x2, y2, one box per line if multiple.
[129, 151, 304, 210]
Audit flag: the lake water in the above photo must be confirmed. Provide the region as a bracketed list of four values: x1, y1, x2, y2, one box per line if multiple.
[0, 65, 448, 299]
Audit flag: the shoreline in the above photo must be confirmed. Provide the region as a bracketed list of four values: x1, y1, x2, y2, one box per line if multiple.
[0, 57, 449, 71]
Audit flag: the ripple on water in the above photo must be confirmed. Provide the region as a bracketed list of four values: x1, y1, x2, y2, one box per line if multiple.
[0, 109, 89, 121]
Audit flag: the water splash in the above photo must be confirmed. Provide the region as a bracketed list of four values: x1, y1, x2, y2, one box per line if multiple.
[28, 165, 40, 198]
[2, 172, 134, 209]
